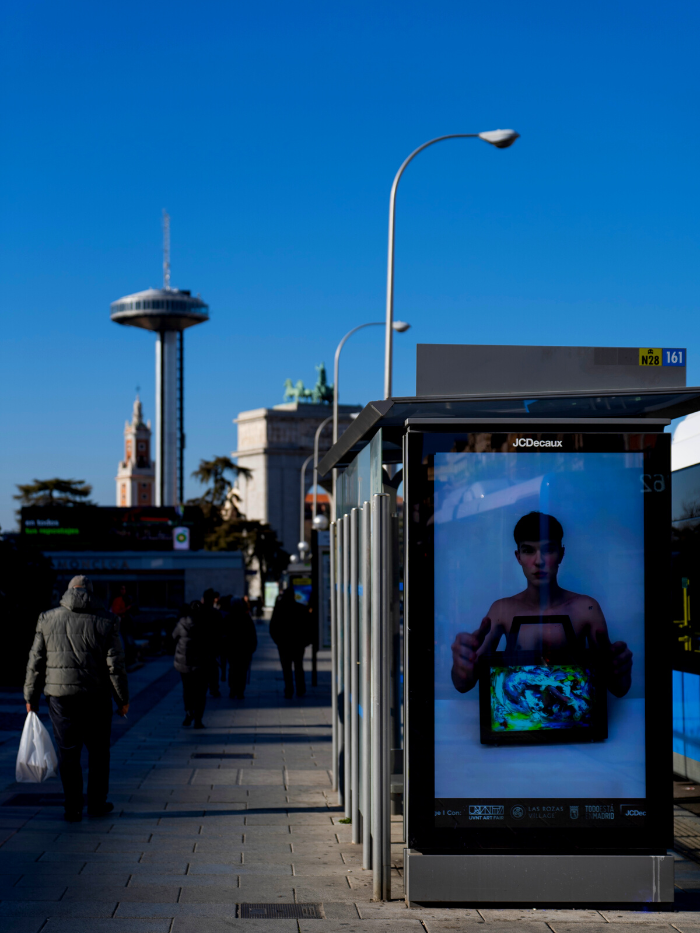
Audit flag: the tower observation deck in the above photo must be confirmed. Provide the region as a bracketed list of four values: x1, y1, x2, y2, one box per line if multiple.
[110, 214, 209, 506]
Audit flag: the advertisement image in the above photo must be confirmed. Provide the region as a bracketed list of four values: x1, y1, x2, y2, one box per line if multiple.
[433, 441, 647, 830]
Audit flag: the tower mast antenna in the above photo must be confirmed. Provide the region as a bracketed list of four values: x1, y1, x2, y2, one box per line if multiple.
[162, 209, 170, 291]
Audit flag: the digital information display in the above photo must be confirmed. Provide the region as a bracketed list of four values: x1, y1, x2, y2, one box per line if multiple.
[406, 430, 671, 852]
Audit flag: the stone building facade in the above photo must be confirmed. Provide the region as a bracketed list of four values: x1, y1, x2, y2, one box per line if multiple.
[232, 401, 359, 556]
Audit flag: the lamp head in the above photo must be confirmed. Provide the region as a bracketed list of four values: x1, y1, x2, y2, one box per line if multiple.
[392, 320, 411, 333]
[312, 514, 330, 532]
[478, 129, 520, 149]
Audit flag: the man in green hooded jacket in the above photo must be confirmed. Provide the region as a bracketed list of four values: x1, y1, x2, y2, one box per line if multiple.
[24, 575, 129, 822]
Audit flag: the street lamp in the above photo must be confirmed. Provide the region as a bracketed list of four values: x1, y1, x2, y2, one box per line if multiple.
[333, 320, 411, 445]
[312, 415, 334, 524]
[298, 453, 314, 561]
[383, 129, 520, 398]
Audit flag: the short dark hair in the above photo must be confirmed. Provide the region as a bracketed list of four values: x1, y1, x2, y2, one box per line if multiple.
[513, 511, 564, 546]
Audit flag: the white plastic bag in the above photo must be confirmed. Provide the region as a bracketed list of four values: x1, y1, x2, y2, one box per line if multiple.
[16, 711, 58, 783]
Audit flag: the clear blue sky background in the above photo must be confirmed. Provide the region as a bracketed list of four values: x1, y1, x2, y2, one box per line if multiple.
[1, 0, 698, 530]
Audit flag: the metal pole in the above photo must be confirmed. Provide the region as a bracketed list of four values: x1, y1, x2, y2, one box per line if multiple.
[384, 134, 484, 399]
[361, 500, 372, 870]
[330, 520, 338, 793]
[371, 493, 389, 900]
[336, 516, 345, 807]
[381, 494, 392, 901]
[313, 415, 333, 521]
[299, 454, 314, 547]
[350, 508, 360, 844]
[343, 514, 352, 820]
[333, 323, 383, 444]
[177, 330, 185, 505]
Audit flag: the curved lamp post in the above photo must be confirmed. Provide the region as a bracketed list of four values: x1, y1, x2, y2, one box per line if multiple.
[297, 453, 314, 561]
[312, 414, 334, 525]
[383, 129, 520, 399]
[334, 320, 411, 445]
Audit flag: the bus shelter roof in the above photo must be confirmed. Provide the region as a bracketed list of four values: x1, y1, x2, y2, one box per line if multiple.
[317, 387, 700, 477]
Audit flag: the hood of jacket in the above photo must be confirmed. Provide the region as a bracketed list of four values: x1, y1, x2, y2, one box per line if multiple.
[59, 587, 103, 613]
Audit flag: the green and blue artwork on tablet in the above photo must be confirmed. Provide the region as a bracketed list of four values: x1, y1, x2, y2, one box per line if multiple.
[490, 665, 594, 732]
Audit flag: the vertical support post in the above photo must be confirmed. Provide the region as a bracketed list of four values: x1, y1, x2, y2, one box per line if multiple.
[343, 515, 352, 820]
[155, 330, 178, 506]
[350, 508, 360, 844]
[372, 493, 391, 901]
[177, 330, 184, 505]
[330, 520, 338, 793]
[361, 501, 372, 870]
[156, 332, 165, 507]
[336, 516, 345, 807]
[381, 494, 392, 900]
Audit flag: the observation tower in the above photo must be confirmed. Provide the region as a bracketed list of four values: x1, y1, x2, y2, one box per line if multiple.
[110, 212, 209, 506]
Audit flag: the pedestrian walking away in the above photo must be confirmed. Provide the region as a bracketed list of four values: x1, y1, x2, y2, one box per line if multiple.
[222, 595, 258, 698]
[172, 600, 217, 728]
[23, 575, 129, 823]
[270, 586, 312, 699]
[200, 588, 223, 697]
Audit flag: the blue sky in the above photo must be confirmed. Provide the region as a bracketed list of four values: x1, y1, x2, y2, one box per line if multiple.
[1, 0, 698, 530]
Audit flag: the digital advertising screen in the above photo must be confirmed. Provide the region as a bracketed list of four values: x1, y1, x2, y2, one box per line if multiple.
[406, 430, 671, 852]
[291, 576, 312, 607]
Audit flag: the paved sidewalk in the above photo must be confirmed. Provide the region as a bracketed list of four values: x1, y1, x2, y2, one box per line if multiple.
[0, 626, 699, 931]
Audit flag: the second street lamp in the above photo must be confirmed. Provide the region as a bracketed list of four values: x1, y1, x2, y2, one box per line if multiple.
[383, 129, 520, 399]
[333, 319, 411, 446]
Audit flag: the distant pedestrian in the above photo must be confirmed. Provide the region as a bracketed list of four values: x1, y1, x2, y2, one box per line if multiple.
[200, 588, 223, 698]
[172, 601, 216, 729]
[270, 587, 312, 699]
[23, 575, 129, 823]
[110, 584, 137, 666]
[222, 596, 258, 699]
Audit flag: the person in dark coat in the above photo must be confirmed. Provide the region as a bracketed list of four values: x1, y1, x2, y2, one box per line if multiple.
[200, 588, 223, 698]
[223, 596, 258, 699]
[24, 575, 129, 823]
[269, 587, 312, 699]
[172, 601, 216, 729]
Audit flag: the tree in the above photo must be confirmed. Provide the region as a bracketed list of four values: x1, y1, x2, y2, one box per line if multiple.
[14, 478, 94, 509]
[188, 456, 288, 577]
[190, 457, 251, 511]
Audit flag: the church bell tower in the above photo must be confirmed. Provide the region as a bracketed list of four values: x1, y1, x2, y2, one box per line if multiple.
[116, 395, 155, 507]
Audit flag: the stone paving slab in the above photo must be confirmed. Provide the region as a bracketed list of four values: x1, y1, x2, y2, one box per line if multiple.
[171, 921, 298, 932]
[43, 921, 171, 932]
[298, 922, 426, 932]
[0, 920, 46, 933]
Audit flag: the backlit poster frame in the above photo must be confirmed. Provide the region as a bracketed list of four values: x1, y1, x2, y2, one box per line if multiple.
[405, 428, 672, 854]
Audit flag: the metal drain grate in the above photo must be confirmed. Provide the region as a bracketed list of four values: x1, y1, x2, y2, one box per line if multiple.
[191, 753, 254, 759]
[239, 903, 322, 919]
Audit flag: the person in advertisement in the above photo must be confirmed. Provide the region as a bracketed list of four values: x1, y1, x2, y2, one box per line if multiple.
[450, 511, 633, 700]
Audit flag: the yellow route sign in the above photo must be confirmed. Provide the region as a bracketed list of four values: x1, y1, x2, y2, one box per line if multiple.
[639, 348, 662, 366]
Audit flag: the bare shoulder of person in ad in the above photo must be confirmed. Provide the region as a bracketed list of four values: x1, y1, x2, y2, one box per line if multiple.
[450, 510, 633, 698]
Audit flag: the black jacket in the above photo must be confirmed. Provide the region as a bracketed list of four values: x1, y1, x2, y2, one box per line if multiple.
[223, 599, 258, 657]
[24, 587, 129, 708]
[172, 604, 216, 673]
[269, 591, 312, 651]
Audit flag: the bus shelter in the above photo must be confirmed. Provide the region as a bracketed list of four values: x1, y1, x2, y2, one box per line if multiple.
[318, 378, 700, 906]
